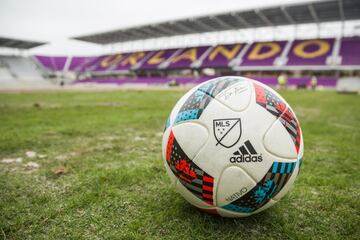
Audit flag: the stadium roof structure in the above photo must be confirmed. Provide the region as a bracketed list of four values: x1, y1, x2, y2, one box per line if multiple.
[73, 0, 360, 44]
[0, 37, 45, 49]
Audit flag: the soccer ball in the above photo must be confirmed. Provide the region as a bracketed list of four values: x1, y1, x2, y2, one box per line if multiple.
[162, 76, 304, 217]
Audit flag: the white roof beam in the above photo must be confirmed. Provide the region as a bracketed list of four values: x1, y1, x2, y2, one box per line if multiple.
[231, 13, 252, 27]
[338, 0, 345, 21]
[192, 19, 216, 32]
[128, 30, 149, 39]
[153, 25, 180, 35]
[172, 22, 196, 34]
[211, 16, 234, 29]
[281, 7, 296, 24]
[308, 4, 319, 23]
[138, 28, 163, 37]
[256, 9, 273, 26]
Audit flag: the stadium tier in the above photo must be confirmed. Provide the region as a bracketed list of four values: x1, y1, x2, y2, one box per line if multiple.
[340, 37, 360, 66]
[0, 55, 53, 88]
[35, 37, 360, 72]
[35, 56, 67, 71]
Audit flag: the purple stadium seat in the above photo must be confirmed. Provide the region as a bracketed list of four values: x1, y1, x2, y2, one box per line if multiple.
[201, 44, 243, 68]
[35, 55, 54, 70]
[240, 41, 287, 67]
[36, 38, 358, 89]
[68, 57, 88, 71]
[37, 38, 359, 72]
[52, 57, 67, 71]
[287, 39, 334, 66]
[138, 49, 178, 70]
[339, 37, 360, 65]
[167, 46, 210, 69]
[35, 56, 67, 71]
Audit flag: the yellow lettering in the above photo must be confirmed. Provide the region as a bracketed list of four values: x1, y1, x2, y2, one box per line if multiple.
[248, 43, 281, 60]
[171, 48, 197, 63]
[293, 40, 330, 59]
[121, 52, 145, 66]
[100, 54, 123, 68]
[147, 50, 166, 65]
[208, 44, 241, 61]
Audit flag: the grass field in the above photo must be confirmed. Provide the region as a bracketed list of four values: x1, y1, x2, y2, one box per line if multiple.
[0, 89, 359, 239]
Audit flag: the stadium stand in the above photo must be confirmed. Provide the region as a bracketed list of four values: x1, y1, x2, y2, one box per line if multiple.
[1, 0, 359, 90]
[0, 37, 50, 88]
[68, 56, 95, 71]
[34, 55, 67, 71]
[0, 60, 15, 81]
[37, 37, 360, 72]
[0, 55, 51, 87]
[60, 0, 359, 90]
[339, 37, 360, 66]
[2, 56, 44, 80]
[33, 37, 359, 88]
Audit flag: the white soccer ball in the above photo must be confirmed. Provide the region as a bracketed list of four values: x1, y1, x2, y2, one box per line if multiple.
[162, 76, 304, 217]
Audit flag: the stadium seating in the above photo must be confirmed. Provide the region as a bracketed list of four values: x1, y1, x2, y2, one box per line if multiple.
[241, 41, 288, 67]
[0, 56, 44, 80]
[27, 37, 359, 89]
[5, 56, 44, 80]
[339, 37, 360, 66]
[68, 56, 94, 71]
[36, 37, 360, 73]
[0, 64, 15, 81]
[0, 55, 52, 88]
[35, 55, 67, 71]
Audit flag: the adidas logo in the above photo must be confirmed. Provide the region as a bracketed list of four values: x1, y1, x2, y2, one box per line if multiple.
[229, 140, 263, 163]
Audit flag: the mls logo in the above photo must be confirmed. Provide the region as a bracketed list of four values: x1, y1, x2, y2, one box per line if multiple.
[213, 118, 242, 148]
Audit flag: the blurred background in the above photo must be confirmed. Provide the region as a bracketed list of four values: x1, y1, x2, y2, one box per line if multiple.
[0, 0, 359, 92]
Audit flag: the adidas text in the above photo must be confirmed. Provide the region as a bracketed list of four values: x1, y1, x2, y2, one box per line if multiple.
[229, 155, 263, 163]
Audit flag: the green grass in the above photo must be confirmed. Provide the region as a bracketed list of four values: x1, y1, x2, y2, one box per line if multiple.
[0, 89, 359, 239]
